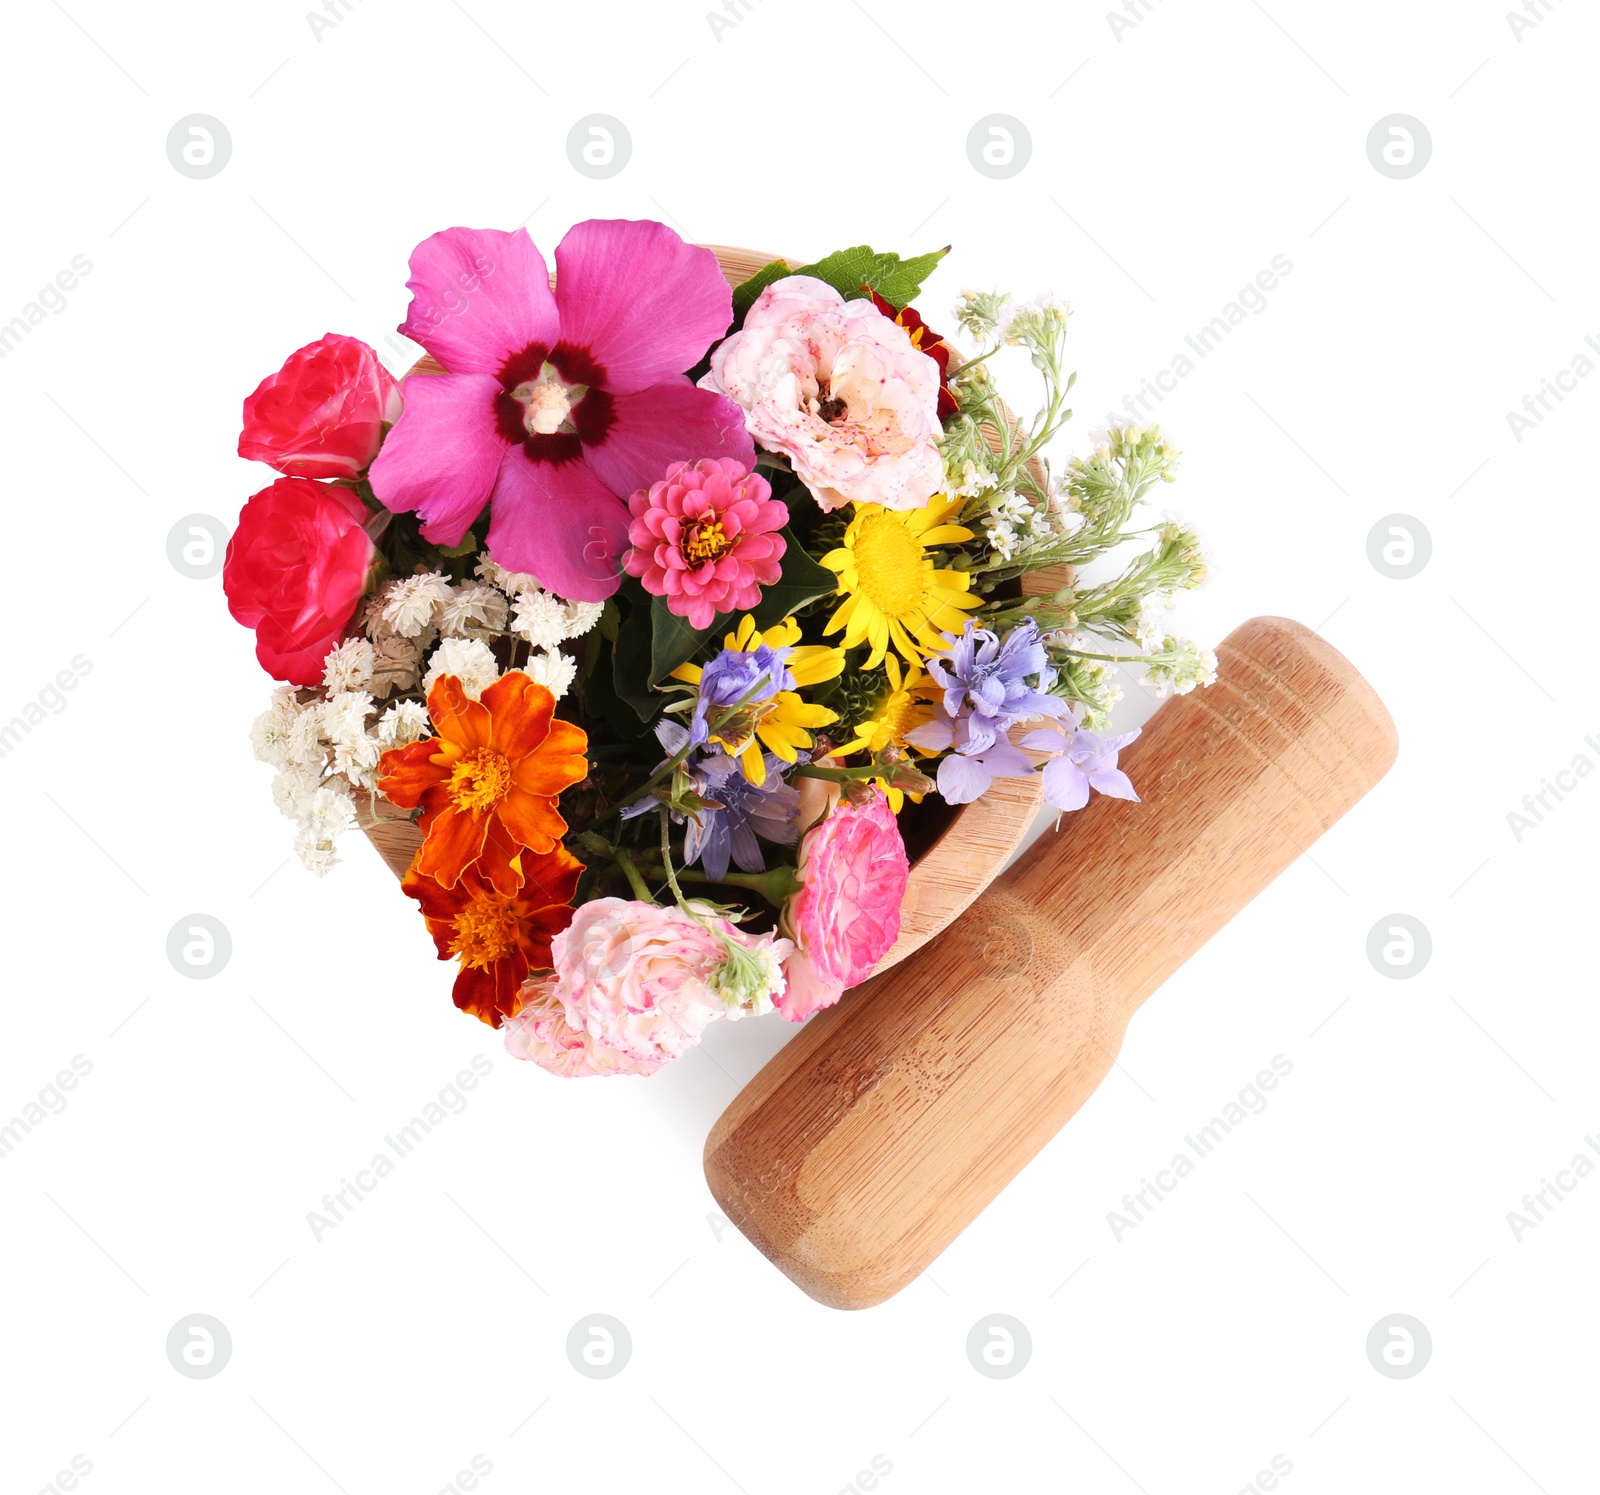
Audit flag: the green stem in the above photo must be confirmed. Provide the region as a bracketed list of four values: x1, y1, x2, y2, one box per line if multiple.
[1058, 647, 1172, 666]
[632, 860, 802, 907]
[595, 676, 772, 826]
[659, 808, 688, 909]
[612, 847, 658, 904]
[792, 763, 884, 782]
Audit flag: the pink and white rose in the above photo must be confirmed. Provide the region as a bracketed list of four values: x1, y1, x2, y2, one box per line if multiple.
[503, 975, 663, 1077]
[551, 898, 730, 1065]
[700, 276, 945, 513]
[777, 790, 909, 1022]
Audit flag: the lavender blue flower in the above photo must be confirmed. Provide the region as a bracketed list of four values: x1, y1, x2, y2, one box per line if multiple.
[684, 741, 800, 881]
[688, 643, 793, 748]
[1022, 720, 1140, 813]
[924, 618, 1068, 752]
[903, 617, 1070, 802]
[623, 720, 800, 882]
[929, 734, 1035, 805]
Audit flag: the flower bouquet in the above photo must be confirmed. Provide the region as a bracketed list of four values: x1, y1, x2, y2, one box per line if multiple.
[225, 220, 1215, 1077]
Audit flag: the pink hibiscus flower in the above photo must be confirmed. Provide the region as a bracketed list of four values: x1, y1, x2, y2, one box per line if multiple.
[369, 220, 755, 602]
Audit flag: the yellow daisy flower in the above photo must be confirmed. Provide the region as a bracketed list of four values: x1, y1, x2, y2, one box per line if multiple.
[832, 655, 938, 812]
[820, 495, 982, 670]
[670, 615, 844, 786]
[832, 654, 935, 757]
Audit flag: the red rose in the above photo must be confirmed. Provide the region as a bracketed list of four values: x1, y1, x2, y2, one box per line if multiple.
[223, 478, 377, 684]
[238, 333, 403, 479]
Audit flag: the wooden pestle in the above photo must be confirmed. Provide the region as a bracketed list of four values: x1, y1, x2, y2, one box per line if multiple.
[703, 616, 1399, 1309]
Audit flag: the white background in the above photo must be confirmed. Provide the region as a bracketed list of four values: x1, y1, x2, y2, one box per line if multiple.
[1, 1, 1596, 1491]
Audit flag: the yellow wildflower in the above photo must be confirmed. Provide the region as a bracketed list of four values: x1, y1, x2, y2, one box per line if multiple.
[820, 495, 982, 670]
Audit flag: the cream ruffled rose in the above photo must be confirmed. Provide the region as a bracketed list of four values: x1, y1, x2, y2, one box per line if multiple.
[700, 277, 945, 512]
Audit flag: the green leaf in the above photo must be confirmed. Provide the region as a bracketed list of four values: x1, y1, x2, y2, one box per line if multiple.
[730, 259, 793, 320]
[750, 527, 839, 628]
[612, 594, 664, 723]
[726, 245, 949, 333]
[648, 595, 725, 687]
[434, 530, 478, 558]
[620, 533, 842, 707]
[579, 628, 651, 738]
[794, 244, 950, 309]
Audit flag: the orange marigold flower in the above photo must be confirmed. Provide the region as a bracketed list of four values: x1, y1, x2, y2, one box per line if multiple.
[378, 671, 588, 894]
[402, 843, 583, 1027]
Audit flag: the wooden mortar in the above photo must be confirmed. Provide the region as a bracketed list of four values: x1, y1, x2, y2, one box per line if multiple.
[361, 242, 1055, 972]
[703, 615, 1398, 1309]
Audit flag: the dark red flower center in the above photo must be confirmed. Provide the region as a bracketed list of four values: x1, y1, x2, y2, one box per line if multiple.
[493, 342, 615, 464]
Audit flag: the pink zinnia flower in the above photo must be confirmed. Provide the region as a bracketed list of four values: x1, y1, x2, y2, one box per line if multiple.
[623, 457, 788, 629]
[777, 790, 909, 1022]
[369, 220, 754, 602]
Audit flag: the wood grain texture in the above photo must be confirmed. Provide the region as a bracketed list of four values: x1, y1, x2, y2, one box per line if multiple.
[352, 790, 422, 880]
[703, 616, 1399, 1309]
[358, 243, 1046, 968]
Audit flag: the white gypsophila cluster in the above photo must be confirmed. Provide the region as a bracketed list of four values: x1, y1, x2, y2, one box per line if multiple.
[369, 634, 424, 699]
[293, 781, 357, 876]
[509, 587, 604, 649]
[251, 683, 424, 873]
[510, 588, 568, 649]
[379, 572, 453, 637]
[561, 597, 604, 636]
[249, 550, 616, 882]
[285, 700, 325, 766]
[250, 688, 360, 874]
[374, 700, 429, 750]
[438, 582, 509, 641]
[522, 647, 577, 702]
[420, 636, 501, 701]
[474, 555, 541, 596]
[358, 590, 431, 699]
[271, 763, 322, 819]
[323, 690, 381, 786]
[321, 636, 375, 694]
[250, 687, 303, 769]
